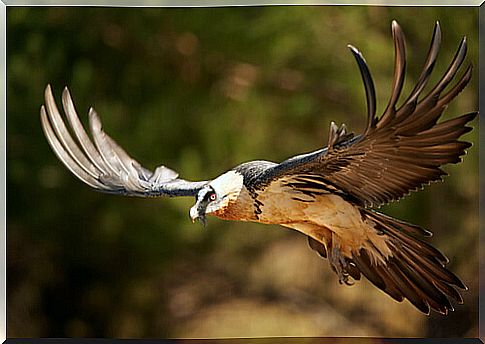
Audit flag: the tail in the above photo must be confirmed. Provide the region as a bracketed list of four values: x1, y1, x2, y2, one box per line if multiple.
[338, 210, 466, 315]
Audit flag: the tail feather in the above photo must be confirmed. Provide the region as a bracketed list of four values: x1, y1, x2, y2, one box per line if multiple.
[399, 244, 466, 290]
[398, 247, 464, 303]
[368, 210, 449, 264]
[351, 210, 466, 315]
[384, 257, 432, 313]
[352, 250, 403, 302]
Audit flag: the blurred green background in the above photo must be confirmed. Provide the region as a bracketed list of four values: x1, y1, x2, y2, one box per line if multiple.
[7, 6, 478, 338]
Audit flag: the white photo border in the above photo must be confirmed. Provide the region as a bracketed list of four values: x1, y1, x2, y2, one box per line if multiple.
[0, 1, 482, 341]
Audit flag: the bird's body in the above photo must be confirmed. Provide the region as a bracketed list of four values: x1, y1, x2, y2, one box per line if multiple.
[211, 167, 402, 278]
[212, 167, 367, 245]
[40, 21, 476, 315]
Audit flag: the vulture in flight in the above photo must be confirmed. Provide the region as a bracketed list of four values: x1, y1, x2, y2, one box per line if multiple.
[40, 21, 477, 315]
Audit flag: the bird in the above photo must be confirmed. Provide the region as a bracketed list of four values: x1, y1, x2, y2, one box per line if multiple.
[40, 21, 476, 316]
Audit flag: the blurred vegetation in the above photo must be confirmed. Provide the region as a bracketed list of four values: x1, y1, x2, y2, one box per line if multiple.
[7, 6, 478, 338]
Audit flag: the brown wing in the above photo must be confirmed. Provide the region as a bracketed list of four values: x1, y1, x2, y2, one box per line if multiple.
[254, 21, 476, 207]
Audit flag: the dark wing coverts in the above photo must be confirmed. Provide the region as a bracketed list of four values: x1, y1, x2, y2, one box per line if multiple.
[40, 85, 207, 197]
[254, 21, 476, 207]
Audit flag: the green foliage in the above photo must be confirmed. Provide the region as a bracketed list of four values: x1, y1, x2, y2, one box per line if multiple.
[7, 6, 478, 337]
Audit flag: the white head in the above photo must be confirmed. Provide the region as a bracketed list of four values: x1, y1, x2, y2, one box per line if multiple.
[189, 171, 244, 225]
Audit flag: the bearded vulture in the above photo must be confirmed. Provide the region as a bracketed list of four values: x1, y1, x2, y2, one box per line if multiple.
[40, 21, 477, 315]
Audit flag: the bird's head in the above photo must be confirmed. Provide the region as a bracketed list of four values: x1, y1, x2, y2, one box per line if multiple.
[189, 171, 244, 226]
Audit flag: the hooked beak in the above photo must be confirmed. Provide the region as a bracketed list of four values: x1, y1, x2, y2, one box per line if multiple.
[190, 203, 207, 227]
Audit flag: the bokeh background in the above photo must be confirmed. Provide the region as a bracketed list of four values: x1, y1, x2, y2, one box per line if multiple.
[7, 6, 478, 338]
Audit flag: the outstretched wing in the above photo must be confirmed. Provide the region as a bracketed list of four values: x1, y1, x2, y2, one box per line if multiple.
[253, 21, 477, 207]
[40, 85, 208, 197]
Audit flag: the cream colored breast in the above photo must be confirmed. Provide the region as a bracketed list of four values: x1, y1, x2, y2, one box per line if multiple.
[256, 179, 311, 224]
[255, 178, 357, 227]
[211, 185, 256, 221]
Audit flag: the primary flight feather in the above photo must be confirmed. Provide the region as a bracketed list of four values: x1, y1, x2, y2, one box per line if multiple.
[40, 21, 476, 315]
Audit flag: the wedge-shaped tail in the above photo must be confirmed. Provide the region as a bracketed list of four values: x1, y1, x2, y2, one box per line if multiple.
[355, 210, 466, 315]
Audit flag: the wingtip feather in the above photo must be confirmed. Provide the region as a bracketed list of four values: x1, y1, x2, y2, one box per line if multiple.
[62, 86, 71, 101]
[391, 20, 402, 34]
[347, 44, 360, 56]
[88, 107, 102, 132]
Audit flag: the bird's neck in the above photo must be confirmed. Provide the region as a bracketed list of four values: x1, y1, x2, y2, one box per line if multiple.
[211, 185, 258, 222]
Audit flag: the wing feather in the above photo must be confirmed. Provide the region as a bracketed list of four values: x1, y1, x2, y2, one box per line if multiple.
[252, 21, 476, 208]
[347, 44, 377, 137]
[44, 85, 100, 179]
[41, 106, 109, 190]
[61, 88, 111, 174]
[41, 85, 207, 197]
[379, 20, 407, 128]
